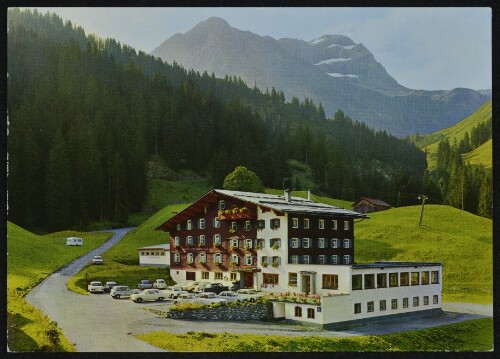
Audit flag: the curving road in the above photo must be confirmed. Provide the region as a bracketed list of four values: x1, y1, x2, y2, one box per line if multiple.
[25, 227, 493, 352]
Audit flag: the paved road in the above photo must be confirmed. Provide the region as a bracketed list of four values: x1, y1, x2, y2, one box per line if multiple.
[25, 228, 493, 351]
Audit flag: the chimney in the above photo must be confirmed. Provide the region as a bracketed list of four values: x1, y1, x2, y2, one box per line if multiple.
[307, 190, 311, 200]
[283, 178, 292, 202]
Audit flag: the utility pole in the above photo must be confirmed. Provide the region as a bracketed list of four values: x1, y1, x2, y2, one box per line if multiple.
[397, 190, 401, 207]
[418, 195, 428, 227]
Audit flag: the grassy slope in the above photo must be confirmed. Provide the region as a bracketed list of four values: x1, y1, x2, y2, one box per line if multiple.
[462, 138, 492, 168]
[411, 100, 492, 169]
[7, 222, 112, 351]
[136, 318, 492, 352]
[68, 203, 188, 294]
[355, 205, 492, 303]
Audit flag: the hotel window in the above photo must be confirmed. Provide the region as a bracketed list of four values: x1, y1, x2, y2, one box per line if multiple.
[230, 238, 238, 248]
[319, 219, 325, 229]
[431, 271, 439, 284]
[230, 272, 238, 281]
[421, 271, 430, 285]
[380, 300, 386, 311]
[411, 272, 420, 286]
[424, 296, 429, 305]
[245, 238, 253, 249]
[202, 272, 209, 280]
[263, 273, 279, 285]
[391, 299, 398, 310]
[332, 220, 338, 230]
[343, 255, 351, 264]
[174, 253, 181, 263]
[364, 274, 375, 289]
[255, 238, 265, 249]
[367, 301, 374, 312]
[322, 274, 338, 289]
[318, 255, 326, 264]
[318, 238, 326, 248]
[331, 238, 339, 248]
[261, 256, 268, 266]
[272, 257, 281, 267]
[295, 306, 302, 317]
[433, 295, 439, 304]
[257, 219, 265, 229]
[413, 296, 419, 307]
[307, 308, 315, 319]
[377, 273, 387, 288]
[186, 236, 194, 246]
[354, 303, 361, 314]
[244, 220, 252, 231]
[403, 298, 409, 308]
[290, 238, 300, 248]
[174, 236, 180, 246]
[213, 234, 221, 246]
[289, 273, 298, 286]
[198, 253, 206, 264]
[215, 272, 223, 280]
[344, 220, 350, 230]
[270, 218, 280, 229]
[292, 218, 299, 228]
[302, 255, 310, 264]
[231, 221, 237, 231]
[199, 218, 205, 229]
[290, 255, 299, 264]
[187, 220, 193, 230]
[231, 254, 239, 264]
[187, 253, 194, 264]
[198, 235, 206, 246]
[343, 239, 350, 248]
[400, 272, 410, 286]
[218, 200, 225, 210]
[270, 238, 281, 249]
[214, 253, 222, 264]
[176, 224, 181, 230]
[213, 217, 221, 228]
[331, 255, 338, 264]
[389, 273, 399, 287]
[304, 218, 310, 229]
[303, 238, 311, 248]
[245, 255, 253, 265]
[352, 274, 362, 290]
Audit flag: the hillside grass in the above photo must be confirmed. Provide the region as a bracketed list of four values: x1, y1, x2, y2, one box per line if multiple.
[68, 203, 188, 294]
[462, 138, 492, 168]
[411, 100, 491, 169]
[136, 318, 492, 352]
[7, 222, 112, 352]
[355, 205, 492, 304]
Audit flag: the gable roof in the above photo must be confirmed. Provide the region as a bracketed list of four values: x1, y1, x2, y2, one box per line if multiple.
[156, 189, 367, 231]
[353, 197, 391, 208]
[138, 244, 170, 251]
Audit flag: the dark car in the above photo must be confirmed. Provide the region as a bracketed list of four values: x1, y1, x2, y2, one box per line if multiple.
[138, 280, 153, 290]
[201, 283, 229, 295]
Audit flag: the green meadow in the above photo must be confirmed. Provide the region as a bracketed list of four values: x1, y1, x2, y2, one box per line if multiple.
[462, 138, 492, 168]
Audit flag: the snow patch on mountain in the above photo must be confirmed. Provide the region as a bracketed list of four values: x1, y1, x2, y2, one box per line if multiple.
[315, 58, 351, 65]
[328, 44, 356, 50]
[310, 37, 327, 45]
[327, 72, 359, 78]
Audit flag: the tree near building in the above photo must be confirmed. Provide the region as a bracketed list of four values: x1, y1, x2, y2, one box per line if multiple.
[222, 166, 264, 193]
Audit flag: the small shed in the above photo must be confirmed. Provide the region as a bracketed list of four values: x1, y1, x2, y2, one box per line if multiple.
[353, 197, 391, 214]
[138, 244, 170, 267]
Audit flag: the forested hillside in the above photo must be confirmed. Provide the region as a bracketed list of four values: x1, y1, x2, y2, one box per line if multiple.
[7, 9, 427, 232]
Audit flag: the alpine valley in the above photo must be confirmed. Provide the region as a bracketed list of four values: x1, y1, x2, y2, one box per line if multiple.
[152, 17, 491, 137]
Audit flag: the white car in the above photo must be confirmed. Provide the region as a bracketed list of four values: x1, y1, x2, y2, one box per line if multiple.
[162, 286, 188, 299]
[182, 281, 200, 292]
[87, 281, 104, 293]
[153, 279, 167, 289]
[91, 255, 104, 265]
[236, 289, 266, 302]
[110, 286, 140, 299]
[196, 292, 227, 305]
[218, 291, 247, 303]
[173, 293, 199, 304]
[130, 289, 166, 303]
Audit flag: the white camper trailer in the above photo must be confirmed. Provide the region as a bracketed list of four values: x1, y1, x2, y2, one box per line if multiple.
[66, 237, 83, 246]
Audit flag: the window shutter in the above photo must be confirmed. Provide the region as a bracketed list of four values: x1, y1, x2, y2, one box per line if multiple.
[298, 238, 302, 248]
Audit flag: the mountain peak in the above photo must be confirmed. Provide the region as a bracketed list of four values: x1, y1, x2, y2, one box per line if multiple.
[310, 35, 356, 47]
[194, 17, 231, 31]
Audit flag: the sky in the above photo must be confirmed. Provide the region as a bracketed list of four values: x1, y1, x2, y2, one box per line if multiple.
[30, 7, 492, 91]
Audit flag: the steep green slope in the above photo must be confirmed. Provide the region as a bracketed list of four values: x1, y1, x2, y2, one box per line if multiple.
[462, 139, 492, 168]
[355, 205, 492, 303]
[411, 100, 492, 169]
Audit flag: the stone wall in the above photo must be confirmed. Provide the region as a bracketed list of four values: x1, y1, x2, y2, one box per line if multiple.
[168, 303, 273, 321]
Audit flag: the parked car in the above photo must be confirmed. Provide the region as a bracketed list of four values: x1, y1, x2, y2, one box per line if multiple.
[91, 255, 104, 265]
[182, 281, 200, 292]
[130, 289, 166, 303]
[87, 281, 104, 293]
[103, 281, 117, 293]
[137, 280, 153, 289]
[236, 289, 266, 302]
[200, 283, 229, 295]
[196, 292, 227, 305]
[173, 293, 199, 304]
[110, 286, 140, 299]
[162, 286, 188, 299]
[218, 291, 247, 303]
[152, 279, 167, 289]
